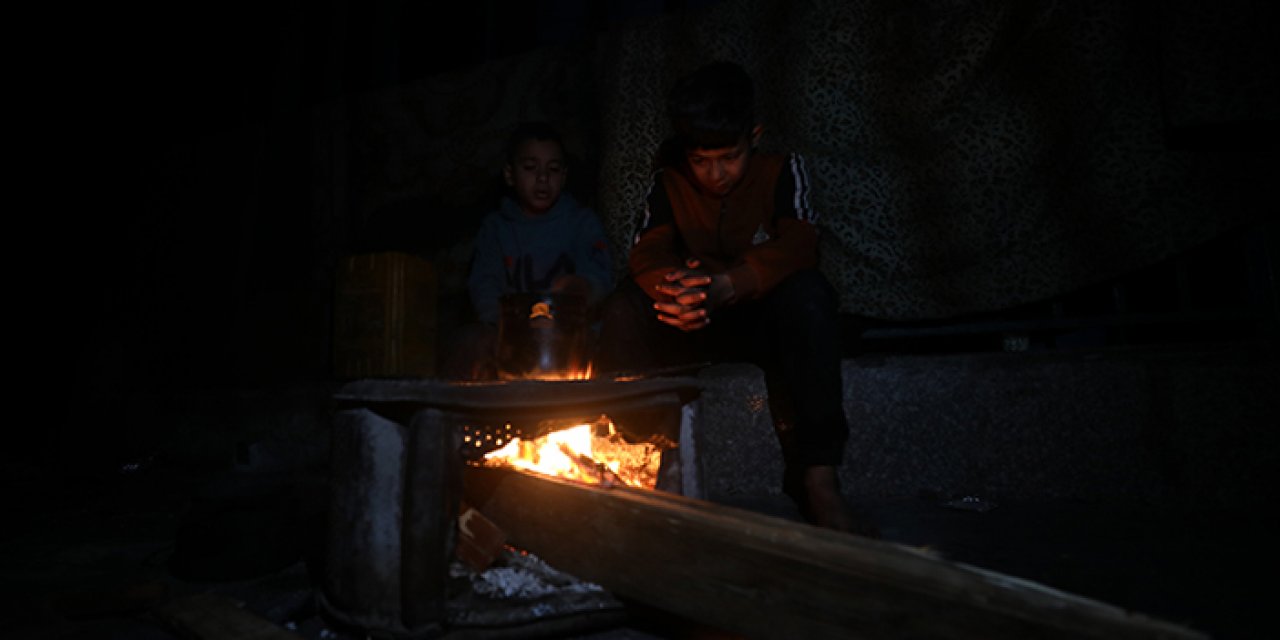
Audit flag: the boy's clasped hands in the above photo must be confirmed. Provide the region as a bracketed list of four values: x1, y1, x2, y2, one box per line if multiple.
[652, 258, 735, 332]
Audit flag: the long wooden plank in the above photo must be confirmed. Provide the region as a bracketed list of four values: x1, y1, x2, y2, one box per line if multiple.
[464, 468, 1207, 640]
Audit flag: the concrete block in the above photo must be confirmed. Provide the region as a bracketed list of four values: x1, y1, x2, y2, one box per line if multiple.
[690, 345, 1278, 509]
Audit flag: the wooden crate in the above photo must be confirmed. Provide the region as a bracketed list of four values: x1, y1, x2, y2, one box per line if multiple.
[333, 252, 437, 379]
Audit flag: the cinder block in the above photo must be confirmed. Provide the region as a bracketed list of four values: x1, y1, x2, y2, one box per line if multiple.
[690, 346, 1277, 508]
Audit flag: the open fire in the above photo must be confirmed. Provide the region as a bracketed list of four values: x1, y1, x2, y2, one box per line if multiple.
[474, 416, 666, 490]
[476, 354, 675, 490]
[327, 373, 702, 638]
[499, 363, 594, 382]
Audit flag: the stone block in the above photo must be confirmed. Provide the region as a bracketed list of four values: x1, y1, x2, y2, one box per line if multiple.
[690, 345, 1277, 509]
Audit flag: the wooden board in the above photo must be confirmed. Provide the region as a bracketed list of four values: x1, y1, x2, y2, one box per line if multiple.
[333, 251, 437, 379]
[464, 468, 1208, 640]
[153, 593, 302, 640]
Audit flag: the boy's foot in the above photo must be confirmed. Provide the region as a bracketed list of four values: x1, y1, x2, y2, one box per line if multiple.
[784, 465, 882, 538]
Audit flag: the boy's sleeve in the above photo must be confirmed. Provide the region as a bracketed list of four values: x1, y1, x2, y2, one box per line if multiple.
[467, 217, 506, 325]
[574, 208, 615, 306]
[627, 171, 686, 302]
[730, 153, 819, 300]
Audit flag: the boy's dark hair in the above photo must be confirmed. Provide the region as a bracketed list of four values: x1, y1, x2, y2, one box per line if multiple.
[503, 121, 567, 165]
[666, 60, 757, 152]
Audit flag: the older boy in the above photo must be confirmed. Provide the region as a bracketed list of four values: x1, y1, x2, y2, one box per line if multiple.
[596, 61, 878, 536]
[444, 122, 614, 380]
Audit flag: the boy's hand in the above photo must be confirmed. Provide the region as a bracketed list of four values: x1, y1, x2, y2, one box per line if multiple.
[652, 259, 733, 332]
[653, 300, 709, 331]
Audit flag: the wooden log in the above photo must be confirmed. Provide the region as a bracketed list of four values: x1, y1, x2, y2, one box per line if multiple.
[463, 468, 1207, 640]
[153, 594, 302, 640]
[456, 500, 507, 572]
[52, 579, 169, 619]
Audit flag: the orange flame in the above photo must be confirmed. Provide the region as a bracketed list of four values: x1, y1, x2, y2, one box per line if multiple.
[480, 418, 664, 489]
[499, 362, 594, 382]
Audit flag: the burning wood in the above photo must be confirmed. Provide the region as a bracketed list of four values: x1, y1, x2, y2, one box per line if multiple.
[502, 362, 594, 381]
[477, 417, 668, 489]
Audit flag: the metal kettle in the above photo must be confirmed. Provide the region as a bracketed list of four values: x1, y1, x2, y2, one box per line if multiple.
[496, 291, 589, 380]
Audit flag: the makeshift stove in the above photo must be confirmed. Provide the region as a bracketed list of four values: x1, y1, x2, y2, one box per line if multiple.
[319, 375, 1209, 640]
[321, 375, 703, 639]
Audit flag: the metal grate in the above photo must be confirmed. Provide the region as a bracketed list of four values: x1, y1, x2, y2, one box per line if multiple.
[460, 422, 526, 462]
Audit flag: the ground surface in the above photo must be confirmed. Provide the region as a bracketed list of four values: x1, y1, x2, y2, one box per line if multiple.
[1, 458, 1272, 640]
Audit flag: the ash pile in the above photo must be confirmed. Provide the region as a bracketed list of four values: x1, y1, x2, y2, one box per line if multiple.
[445, 546, 625, 635]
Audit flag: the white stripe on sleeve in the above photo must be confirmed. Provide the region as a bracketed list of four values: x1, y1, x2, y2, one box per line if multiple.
[790, 153, 816, 224]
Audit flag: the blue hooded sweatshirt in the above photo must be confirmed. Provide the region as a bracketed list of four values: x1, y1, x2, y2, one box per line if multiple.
[467, 193, 615, 325]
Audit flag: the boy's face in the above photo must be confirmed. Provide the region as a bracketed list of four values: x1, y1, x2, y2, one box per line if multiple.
[684, 125, 763, 197]
[504, 139, 567, 216]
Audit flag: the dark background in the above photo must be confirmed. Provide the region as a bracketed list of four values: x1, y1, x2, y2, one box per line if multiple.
[43, 1, 705, 471]
[25, 0, 1278, 484]
[5, 3, 1277, 638]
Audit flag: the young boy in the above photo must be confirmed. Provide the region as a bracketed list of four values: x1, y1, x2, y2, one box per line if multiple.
[445, 121, 614, 380]
[595, 61, 879, 536]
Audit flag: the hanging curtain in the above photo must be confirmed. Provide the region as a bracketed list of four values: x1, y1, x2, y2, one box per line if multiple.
[593, 0, 1273, 319]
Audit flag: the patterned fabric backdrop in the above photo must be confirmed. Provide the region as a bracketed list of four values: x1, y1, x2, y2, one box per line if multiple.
[335, 0, 1273, 321]
[593, 0, 1273, 319]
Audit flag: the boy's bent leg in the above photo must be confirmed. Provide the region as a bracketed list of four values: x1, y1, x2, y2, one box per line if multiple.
[763, 269, 880, 537]
[764, 270, 848, 465]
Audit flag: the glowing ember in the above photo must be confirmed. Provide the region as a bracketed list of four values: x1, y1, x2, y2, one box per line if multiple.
[498, 363, 593, 382]
[480, 419, 665, 489]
